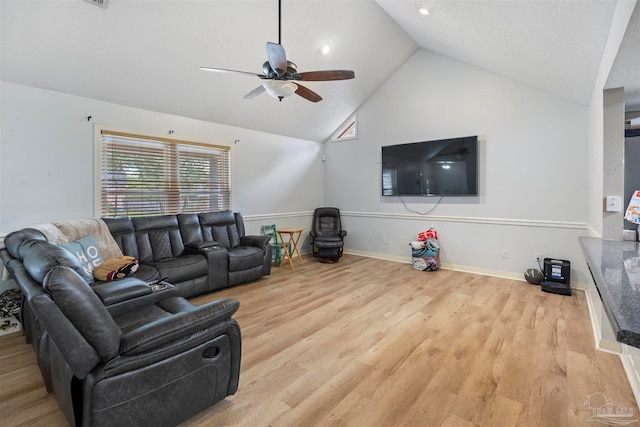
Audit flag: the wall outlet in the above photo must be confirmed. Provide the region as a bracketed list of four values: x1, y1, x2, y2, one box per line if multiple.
[605, 196, 622, 212]
[535, 252, 542, 262]
[383, 237, 389, 244]
[501, 248, 509, 259]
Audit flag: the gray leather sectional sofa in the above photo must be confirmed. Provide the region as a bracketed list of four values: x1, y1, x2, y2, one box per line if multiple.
[0, 210, 271, 426]
[102, 210, 273, 296]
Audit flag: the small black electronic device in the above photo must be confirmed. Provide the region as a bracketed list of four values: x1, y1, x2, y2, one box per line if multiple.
[541, 258, 571, 296]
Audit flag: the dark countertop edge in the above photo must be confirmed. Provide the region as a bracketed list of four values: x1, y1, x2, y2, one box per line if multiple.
[578, 236, 640, 348]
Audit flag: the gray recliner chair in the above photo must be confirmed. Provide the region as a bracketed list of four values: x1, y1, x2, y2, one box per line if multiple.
[30, 263, 241, 427]
[309, 207, 347, 263]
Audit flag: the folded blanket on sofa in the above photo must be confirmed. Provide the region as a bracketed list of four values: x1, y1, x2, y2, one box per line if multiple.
[33, 218, 123, 260]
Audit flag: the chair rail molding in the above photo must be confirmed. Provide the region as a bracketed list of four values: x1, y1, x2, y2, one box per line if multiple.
[341, 211, 587, 230]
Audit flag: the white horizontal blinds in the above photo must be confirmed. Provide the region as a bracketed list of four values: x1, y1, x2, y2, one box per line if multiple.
[177, 143, 231, 213]
[100, 131, 230, 217]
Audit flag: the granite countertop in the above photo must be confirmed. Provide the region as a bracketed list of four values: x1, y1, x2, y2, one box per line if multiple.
[579, 236, 640, 348]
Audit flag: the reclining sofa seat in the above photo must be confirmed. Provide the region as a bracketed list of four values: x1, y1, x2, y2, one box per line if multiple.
[31, 262, 241, 427]
[4, 238, 183, 393]
[104, 215, 209, 298]
[2, 238, 241, 426]
[197, 211, 272, 287]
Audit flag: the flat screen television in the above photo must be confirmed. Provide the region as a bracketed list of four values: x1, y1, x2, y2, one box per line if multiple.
[381, 136, 478, 196]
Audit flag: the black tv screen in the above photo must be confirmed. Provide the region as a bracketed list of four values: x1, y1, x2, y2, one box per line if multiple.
[381, 136, 478, 196]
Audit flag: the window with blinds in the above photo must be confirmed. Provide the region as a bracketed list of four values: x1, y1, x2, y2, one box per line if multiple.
[98, 130, 231, 217]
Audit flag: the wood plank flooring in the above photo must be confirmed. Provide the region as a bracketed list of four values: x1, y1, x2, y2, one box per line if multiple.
[0, 254, 637, 426]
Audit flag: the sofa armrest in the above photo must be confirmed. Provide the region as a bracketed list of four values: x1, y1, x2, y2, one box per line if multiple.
[100, 281, 181, 318]
[30, 293, 102, 379]
[184, 244, 228, 291]
[120, 298, 240, 355]
[184, 241, 220, 252]
[240, 235, 270, 250]
[91, 277, 152, 305]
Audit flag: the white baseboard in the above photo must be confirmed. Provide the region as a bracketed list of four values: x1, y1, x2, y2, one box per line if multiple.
[600, 339, 623, 354]
[344, 249, 409, 264]
[582, 278, 622, 354]
[345, 249, 587, 288]
[620, 345, 640, 412]
[620, 346, 640, 410]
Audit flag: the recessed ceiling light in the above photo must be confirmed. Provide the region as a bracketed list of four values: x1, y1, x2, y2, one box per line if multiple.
[321, 43, 331, 55]
[419, 7, 430, 16]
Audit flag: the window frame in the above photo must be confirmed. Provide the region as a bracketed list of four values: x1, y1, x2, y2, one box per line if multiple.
[330, 112, 358, 142]
[94, 126, 232, 217]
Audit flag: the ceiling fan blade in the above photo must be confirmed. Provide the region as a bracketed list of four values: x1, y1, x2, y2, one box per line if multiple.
[200, 67, 260, 78]
[266, 42, 287, 77]
[294, 70, 355, 81]
[243, 85, 266, 100]
[295, 84, 322, 103]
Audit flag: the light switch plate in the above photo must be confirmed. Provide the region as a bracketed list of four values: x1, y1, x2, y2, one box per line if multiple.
[606, 196, 622, 212]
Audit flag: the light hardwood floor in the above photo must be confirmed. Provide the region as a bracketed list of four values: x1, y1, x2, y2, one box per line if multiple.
[0, 254, 637, 426]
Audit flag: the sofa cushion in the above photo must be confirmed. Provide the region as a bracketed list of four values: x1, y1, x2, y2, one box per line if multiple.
[103, 217, 139, 259]
[43, 265, 121, 361]
[129, 264, 161, 283]
[228, 246, 264, 272]
[4, 228, 47, 259]
[198, 211, 240, 249]
[23, 241, 85, 284]
[60, 235, 104, 283]
[178, 214, 204, 246]
[147, 254, 208, 284]
[133, 215, 185, 262]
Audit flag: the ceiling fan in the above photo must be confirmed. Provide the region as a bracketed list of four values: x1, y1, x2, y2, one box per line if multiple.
[199, 0, 355, 103]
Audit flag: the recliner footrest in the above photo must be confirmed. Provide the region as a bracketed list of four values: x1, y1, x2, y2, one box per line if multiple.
[315, 241, 343, 249]
[317, 247, 341, 261]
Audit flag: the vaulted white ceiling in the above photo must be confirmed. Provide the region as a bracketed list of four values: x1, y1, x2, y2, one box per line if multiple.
[606, 0, 640, 114]
[0, 0, 634, 142]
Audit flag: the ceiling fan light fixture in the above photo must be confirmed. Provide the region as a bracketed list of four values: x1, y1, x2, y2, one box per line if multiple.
[200, 0, 354, 103]
[263, 80, 298, 101]
[419, 7, 430, 16]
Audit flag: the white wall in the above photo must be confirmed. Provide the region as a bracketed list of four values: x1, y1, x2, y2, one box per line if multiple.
[587, 1, 640, 407]
[0, 82, 324, 237]
[603, 87, 626, 239]
[324, 49, 590, 282]
[586, 0, 637, 238]
[588, 87, 605, 238]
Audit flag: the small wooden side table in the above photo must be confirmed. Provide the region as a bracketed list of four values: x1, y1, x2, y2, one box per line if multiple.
[276, 227, 305, 270]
